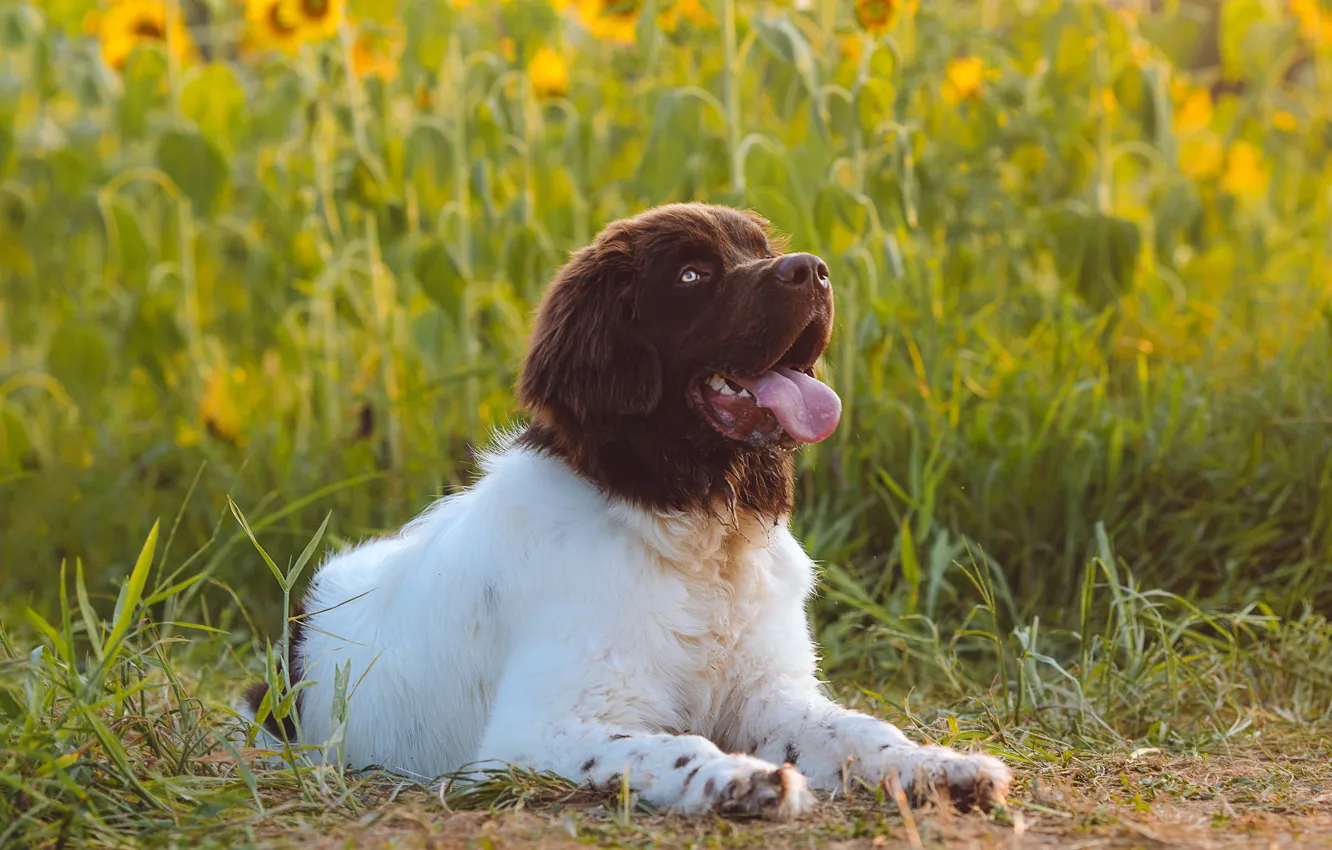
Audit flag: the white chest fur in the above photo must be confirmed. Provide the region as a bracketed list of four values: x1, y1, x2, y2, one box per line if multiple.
[282, 442, 816, 777]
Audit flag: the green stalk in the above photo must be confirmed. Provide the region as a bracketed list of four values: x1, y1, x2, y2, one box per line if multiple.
[308, 48, 346, 444]
[721, 0, 742, 195]
[367, 216, 402, 492]
[819, 0, 837, 64]
[177, 199, 202, 393]
[1095, 24, 1111, 214]
[447, 35, 479, 440]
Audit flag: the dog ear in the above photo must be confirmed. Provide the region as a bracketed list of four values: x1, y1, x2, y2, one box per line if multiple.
[518, 241, 662, 421]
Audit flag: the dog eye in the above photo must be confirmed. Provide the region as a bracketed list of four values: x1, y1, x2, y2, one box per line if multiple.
[679, 268, 704, 285]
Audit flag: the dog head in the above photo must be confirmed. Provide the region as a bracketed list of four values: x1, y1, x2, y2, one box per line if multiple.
[518, 203, 839, 515]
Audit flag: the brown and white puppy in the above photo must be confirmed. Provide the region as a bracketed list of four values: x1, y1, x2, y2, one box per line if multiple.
[241, 203, 1012, 818]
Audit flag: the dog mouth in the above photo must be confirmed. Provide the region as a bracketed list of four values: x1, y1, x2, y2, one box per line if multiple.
[688, 322, 842, 446]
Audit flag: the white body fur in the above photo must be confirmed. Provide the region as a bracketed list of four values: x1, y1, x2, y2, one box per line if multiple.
[243, 436, 1010, 817]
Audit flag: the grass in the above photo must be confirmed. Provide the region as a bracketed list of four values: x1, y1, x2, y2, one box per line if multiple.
[3, 0, 1332, 845]
[6, 512, 1332, 847]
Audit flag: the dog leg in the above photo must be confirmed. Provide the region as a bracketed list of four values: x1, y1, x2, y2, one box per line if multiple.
[737, 684, 1012, 811]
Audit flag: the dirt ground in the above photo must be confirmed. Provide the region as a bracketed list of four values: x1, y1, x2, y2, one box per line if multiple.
[250, 749, 1332, 849]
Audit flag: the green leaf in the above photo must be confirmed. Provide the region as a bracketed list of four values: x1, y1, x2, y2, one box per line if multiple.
[332, 658, 351, 725]
[350, 0, 401, 24]
[247, 645, 277, 737]
[287, 511, 331, 588]
[155, 129, 229, 215]
[0, 3, 44, 50]
[141, 572, 209, 608]
[813, 184, 868, 237]
[58, 560, 74, 677]
[857, 77, 896, 135]
[1139, 6, 1208, 68]
[108, 200, 149, 281]
[35, 0, 97, 38]
[104, 520, 159, 658]
[406, 123, 452, 188]
[48, 147, 92, 198]
[636, 0, 661, 58]
[752, 13, 823, 115]
[0, 409, 32, 470]
[23, 607, 66, 662]
[899, 520, 920, 613]
[118, 48, 169, 139]
[1219, 0, 1279, 80]
[498, 0, 561, 59]
[276, 679, 314, 723]
[1153, 179, 1202, 263]
[46, 320, 110, 405]
[1049, 208, 1141, 310]
[75, 560, 104, 662]
[179, 64, 247, 153]
[635, 93, 694, 199]
[413, 238, 465, 316]
[228, 497, 288, 591]
[503, 224, 550, 300]
[0, 120, 13, 178]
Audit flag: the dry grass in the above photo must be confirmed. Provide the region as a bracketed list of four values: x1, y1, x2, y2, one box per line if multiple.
[233, 738, 1332, 849]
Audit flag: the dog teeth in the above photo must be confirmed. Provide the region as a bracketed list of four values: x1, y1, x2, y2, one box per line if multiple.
[708, 374, 739, 396]
[707, 374, 756, 399]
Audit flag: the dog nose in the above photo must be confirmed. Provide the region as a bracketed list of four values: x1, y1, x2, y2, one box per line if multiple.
[774, 253, 830, 289]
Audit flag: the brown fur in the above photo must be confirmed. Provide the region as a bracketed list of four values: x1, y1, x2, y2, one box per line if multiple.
[516, 203, 834, 516]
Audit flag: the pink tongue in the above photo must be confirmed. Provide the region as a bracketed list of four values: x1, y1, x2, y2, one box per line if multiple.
[731, 368, 842, 443]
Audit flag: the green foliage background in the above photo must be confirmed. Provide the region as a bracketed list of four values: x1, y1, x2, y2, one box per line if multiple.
[1, 0, 1330, 637]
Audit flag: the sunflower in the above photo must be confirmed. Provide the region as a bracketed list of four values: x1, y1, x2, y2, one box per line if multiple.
[290, 0, 345, 41]
[200, 367, 245, 446]
[839, 33, 865, 68]
[1174, 87, 1213, 134]
[1221, 141, 1268, 198]
[941, 55, 984, 104]
[350, 19, 402, 81]
[855, 0, 897, 34]
[1179, 139, 1222, 180]
[576, 0, 638, 45]
[245, 0, 307, 54]
[527, 46, 569, 99]
[92, 0, 194, 72]
[1291, 0, 1332, 46]
[659, 0, 714, 33]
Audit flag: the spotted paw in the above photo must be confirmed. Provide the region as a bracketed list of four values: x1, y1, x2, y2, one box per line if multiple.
[888, 746, 1013, 812]
[716, 762, 814, 820]
[680, 756, 815, 820]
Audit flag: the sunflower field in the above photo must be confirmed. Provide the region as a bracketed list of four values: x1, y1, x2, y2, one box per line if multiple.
[3, 0, 1332, 622]
[4, 0, 1332, 845]
[2, 0, 1331, 624]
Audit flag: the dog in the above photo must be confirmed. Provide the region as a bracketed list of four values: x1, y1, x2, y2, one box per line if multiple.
[240, 203, 1012, 818]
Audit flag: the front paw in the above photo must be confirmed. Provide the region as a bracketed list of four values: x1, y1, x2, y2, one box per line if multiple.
[685, 757, 815, 820]
[884, 746, 1012, 812]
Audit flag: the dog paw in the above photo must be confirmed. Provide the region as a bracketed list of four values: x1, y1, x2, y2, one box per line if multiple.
[716, 762, 814, 820]
[887, 746, 1013, 812]
[682, 756, 815, 820]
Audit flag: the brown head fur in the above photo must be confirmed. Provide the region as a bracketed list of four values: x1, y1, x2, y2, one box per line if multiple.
[516, 203, 835, 517]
